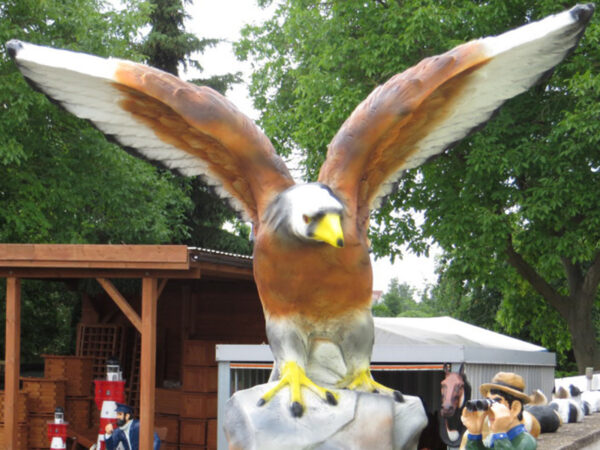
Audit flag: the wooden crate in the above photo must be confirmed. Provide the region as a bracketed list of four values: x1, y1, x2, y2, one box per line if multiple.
[0, 422, 28, 449]
[91, 400, 101, 428]
[156, 388, 182, 415]
[182, 366, 218, 393]
[207, 418, 217, 450]
[0, 391, 28, 423]
[183, 340, 221, 366]
[21, 377, 66, 415]
[181, 393, 218, 419]
[180, 418, 206, 445]
[155, 413, 179, 443]
[29, 413, 53, 448]
[43, 354, 95, 397]
[160, 444, 181, 450]
[65, 396, 93, 430]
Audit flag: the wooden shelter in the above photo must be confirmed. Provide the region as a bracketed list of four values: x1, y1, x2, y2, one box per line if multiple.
[0, 243, 264, 449]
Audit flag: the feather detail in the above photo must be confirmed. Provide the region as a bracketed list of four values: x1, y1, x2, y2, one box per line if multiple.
[6, 40, 295, 224]
[318, 4, 594, 229]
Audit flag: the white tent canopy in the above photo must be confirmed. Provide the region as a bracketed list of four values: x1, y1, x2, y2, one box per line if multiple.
[374, 316, 546, 352]
[216, 316, 551, 365]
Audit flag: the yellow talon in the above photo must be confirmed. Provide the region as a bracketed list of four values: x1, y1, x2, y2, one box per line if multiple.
[258, 361, 339, 417]
[340, 368, 404, 402]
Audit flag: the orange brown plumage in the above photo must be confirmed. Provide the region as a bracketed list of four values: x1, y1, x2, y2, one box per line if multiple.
[114, 62, 295, 225]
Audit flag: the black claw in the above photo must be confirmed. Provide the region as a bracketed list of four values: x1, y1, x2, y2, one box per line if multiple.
[291, 401, 304, 417]
[326, 391, 338, 406]
[257, 398, 266, 407]
[372, 389, 379, 394]
[393, 390, 405, 403]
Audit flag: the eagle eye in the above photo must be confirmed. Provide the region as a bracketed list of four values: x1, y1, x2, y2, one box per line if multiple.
[303, 214, 311, 224]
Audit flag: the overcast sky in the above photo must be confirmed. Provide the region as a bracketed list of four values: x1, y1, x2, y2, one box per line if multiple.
[179, 1, 439, 293]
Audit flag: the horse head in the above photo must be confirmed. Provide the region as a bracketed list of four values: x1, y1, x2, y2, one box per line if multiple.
[439, 363, 471, 447]
[440, 363, 467, 418]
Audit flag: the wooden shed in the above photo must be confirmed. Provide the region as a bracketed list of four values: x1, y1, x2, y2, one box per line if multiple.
[0, 243, 266, 449]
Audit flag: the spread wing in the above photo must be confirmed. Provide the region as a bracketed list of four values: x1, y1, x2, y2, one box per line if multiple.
[318, 4, 594, 229]
[7, 40, 295, 225]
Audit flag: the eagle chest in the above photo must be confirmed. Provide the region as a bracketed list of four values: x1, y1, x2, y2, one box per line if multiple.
[253, 238, 372, 319]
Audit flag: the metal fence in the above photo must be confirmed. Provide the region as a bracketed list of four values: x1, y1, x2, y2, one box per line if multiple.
[229, 363, 272, 394]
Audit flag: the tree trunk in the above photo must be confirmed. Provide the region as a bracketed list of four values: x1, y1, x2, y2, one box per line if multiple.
[565, 294, 600, 373]
[506, 240, 600, 374]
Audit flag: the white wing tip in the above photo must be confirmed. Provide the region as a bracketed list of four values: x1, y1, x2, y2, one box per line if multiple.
[481, 3, 595, 57]
[7, 39, 120, 81]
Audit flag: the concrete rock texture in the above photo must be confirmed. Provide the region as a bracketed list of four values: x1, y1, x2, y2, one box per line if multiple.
[224, 382, 427, 450]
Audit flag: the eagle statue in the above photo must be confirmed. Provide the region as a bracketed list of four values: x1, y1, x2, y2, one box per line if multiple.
[7, 4, 594, 418]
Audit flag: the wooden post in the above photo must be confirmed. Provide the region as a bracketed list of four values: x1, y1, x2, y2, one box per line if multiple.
[4, 277, 21, 450]
[139, 277, 157, 449]
[96, 278, 142, 332]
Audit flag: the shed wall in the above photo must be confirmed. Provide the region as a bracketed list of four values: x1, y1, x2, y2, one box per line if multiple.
[464, 363, 555, 400]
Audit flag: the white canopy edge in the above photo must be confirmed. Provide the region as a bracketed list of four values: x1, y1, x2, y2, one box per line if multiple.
[216, 317, 554, 367]
[373, 316, 546, 352]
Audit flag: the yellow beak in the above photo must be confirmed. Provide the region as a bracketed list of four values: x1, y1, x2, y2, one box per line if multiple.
[312, 213, 344, 248]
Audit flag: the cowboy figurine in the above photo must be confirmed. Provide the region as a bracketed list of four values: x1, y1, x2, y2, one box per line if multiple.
[104, 403, 161, 450]
[462, 372, 537, 449]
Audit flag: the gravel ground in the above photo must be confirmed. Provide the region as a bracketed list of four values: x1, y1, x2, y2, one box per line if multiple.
[537, 412, 600, 450]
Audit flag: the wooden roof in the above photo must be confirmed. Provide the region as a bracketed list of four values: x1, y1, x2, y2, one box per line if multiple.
[0, 243, 253, 279]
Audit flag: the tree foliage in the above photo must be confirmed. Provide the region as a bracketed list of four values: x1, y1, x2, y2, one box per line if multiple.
[140, 0, 243, 91]
[372, 278, 419, 317]
[237, 0, 600, 372]
[141, 0, 213, 75]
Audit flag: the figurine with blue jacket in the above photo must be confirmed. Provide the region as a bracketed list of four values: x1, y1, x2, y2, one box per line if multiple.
[461, 372, 537, 449]
[104, 403, 161, 450]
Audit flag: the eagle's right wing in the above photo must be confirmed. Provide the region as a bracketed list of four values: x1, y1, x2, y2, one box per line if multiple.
[7, 40, 295, 225]
[318, 4, 594, 231]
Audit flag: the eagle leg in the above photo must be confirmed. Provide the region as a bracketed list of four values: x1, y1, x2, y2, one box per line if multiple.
[340, 368, 404, 403]
[257, 361, 339, 417]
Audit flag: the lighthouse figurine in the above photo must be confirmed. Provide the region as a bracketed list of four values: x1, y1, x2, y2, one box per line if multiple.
[94, 358, 126, 450]
[47, 407, 68, 449]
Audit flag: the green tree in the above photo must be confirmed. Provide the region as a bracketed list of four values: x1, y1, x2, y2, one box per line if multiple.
[141, 0, 208, 76]
[237, 0, 600, 372]
[420, 259, 503, 330]
[372, 278, 418, 317]
[141, 0, 242, 90]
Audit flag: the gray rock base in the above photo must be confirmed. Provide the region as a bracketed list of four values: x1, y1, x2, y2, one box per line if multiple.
[224, 382, 427, 450]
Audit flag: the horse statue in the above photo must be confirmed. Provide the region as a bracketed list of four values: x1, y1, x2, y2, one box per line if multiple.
[439, 363, 471, 447]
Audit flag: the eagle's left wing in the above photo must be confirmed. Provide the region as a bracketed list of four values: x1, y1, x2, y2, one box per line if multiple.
[7, 40, 295, 225]
[318, 4, 594, 230]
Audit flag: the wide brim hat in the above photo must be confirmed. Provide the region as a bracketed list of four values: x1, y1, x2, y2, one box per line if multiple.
[480, 372, 530, 404]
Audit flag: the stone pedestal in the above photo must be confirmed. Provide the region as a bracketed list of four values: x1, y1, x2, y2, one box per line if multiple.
[224, 382, 427, 450]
